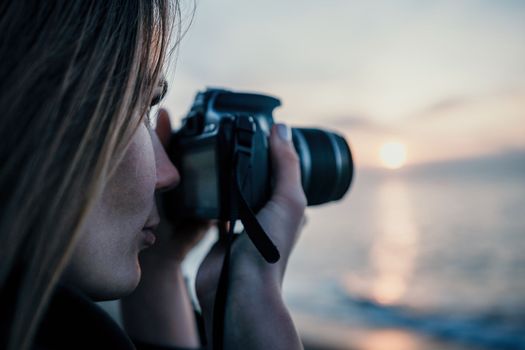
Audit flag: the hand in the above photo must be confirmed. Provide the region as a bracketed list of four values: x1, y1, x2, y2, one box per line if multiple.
[195, 123, 307, 349]
[230, 122, 307, 283]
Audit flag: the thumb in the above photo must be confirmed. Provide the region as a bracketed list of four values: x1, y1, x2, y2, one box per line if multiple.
[268, 124, 306, 209]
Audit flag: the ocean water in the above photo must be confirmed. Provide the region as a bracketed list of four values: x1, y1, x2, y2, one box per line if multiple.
[282, 165, 525, 350]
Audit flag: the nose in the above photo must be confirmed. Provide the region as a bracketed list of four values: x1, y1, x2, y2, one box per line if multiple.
[151, 129, 180, 192]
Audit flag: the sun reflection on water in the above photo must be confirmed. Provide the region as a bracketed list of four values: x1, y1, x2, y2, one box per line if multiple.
[357, 329, 423, 350]
[371, 179, 419, 305]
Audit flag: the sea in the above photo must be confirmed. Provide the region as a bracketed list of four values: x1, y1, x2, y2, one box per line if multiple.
[280, 154, 525, 350]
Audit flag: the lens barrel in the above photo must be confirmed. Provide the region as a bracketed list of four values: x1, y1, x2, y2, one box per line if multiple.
[292, 128, 353, 206]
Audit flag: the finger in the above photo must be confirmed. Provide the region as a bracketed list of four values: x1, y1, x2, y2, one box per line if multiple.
[155, 108, 172, 148]
[269, 123, 305, 200]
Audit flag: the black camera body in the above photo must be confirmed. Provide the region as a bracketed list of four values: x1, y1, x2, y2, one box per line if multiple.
[164, 88, 353, 221]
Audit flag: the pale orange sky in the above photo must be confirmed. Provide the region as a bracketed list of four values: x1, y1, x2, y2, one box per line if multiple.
[163, 0, 525, 169]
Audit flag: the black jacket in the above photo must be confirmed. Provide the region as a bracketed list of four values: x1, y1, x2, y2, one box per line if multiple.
[33, 286, 202, 350]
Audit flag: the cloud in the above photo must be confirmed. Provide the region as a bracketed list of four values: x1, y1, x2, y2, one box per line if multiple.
[400, 148, 525, 177]
[410, 87, 525, 121]
[420, 97, 472, 115]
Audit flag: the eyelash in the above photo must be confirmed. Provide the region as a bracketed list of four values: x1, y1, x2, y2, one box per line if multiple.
[144, 81, 168, 128]
[150, 81, 168, 107]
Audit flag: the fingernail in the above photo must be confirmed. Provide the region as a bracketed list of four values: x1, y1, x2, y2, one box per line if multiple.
[276, 123, 291, 142]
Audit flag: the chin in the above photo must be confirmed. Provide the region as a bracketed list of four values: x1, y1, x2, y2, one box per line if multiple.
[90, 278, 141, 301]
[89, 263, 142, 301]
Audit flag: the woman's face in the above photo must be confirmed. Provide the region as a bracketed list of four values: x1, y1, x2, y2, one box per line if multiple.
[62, 118, 180, 300]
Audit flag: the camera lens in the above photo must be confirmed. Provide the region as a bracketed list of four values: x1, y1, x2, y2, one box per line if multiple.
[291, 128, 353, 206]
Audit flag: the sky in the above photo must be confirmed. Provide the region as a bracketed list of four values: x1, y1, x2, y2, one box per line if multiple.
[163, 0, 525, 169]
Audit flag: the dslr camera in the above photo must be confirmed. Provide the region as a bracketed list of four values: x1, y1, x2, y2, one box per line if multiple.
[164, 88, 353, 221]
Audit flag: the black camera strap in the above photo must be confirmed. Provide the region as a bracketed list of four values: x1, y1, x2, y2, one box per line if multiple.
[234, 153, 281, 264]
[212, 116, 281, 350]
[212, 221, 234, 350]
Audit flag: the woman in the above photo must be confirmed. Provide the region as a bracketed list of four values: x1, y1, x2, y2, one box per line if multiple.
[0, 1, 306, 350]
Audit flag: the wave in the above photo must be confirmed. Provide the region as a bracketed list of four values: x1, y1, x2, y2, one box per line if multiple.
[287, 281, 525, 350]
[341, 292, 525, 350]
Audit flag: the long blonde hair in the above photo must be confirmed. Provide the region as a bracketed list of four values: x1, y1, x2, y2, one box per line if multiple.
[0, 1, 179, 349]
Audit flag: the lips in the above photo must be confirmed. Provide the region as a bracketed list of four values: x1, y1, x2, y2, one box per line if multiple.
[143, 210, 160, 232]
[141, 228, 156, 246]
[142, 219, 159, 234]
[142, 209, 160, 246]
[143, 223, 159, 231]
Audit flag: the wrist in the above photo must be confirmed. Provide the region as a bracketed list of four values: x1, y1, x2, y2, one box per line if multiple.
[229, 233, 287, 286]
[196, 234, 283, 311]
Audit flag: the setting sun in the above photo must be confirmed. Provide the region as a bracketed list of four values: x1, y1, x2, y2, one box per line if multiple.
[379, 141, 407, 169]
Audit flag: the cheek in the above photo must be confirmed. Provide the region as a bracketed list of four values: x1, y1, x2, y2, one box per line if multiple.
[104, 126, 157, 220]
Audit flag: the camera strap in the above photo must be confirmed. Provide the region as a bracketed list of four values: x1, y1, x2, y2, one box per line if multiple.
[233, 154, 281, 263]
[232, 115, 280, 264]
[212, 221, 234, 350]
[212, 116, 281, 350]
